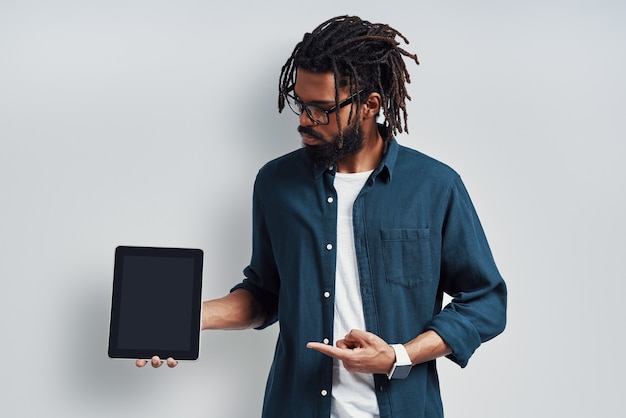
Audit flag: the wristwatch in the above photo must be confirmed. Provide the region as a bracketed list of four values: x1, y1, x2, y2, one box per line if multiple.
[387, 344, 412, 379]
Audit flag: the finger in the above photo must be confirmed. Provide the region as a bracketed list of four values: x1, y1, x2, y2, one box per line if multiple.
[346, 329, 384, 348]
[151, 356, 163, 368]
[345, 329, 370, 342]
[136, 359, 148, 368]
[342, 332, 365, 348]
[336, 339, 352, 350]
[307, 342, 348, 360]
[166, 357, 179, 368]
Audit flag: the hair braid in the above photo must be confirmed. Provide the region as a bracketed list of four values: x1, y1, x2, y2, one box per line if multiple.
[278, 15, 419, 142]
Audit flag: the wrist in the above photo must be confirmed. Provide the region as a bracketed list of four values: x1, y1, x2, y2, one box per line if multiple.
[387, 343, 412, 380]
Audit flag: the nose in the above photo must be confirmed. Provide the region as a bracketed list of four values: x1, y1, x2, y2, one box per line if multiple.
[299, 110, 317, 127]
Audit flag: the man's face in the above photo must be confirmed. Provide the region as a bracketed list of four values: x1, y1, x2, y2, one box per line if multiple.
[293, 69, 364, 168]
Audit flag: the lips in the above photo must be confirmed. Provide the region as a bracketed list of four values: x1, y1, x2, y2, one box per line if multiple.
[301, 133, 321, 146]
[298, 126, 324, 146]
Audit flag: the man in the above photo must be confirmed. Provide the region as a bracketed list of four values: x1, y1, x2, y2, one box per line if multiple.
[138, 15, 507, 418]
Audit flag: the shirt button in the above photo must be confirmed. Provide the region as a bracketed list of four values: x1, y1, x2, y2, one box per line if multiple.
[327, 197, 334, 203]
[321, 389, 328, 397]
[326, 243, 333, 250]
[323, 291, 330, 298]
[323, 338, 330, 345]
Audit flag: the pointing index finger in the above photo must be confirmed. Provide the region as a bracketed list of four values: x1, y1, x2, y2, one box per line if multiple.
[307, 341, 348, 360]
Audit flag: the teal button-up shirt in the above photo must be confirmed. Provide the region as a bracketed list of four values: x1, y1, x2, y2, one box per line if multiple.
[232, 137, 507, 418]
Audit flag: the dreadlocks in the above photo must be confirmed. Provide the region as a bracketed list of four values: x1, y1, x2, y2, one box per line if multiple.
[278, 15, 419, 144]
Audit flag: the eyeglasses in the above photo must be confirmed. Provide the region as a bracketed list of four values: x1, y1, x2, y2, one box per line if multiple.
[284, 88, 365, 125]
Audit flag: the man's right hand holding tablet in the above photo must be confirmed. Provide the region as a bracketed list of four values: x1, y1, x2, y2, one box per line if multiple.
[135, 289, 266, 369]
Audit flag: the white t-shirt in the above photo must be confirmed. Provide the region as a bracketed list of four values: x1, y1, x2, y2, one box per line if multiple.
[331, 170, 380, 418]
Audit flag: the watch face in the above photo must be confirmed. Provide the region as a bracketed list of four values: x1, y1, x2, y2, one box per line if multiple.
[387, 344, 412, 379]
[391, 364, 412, 379]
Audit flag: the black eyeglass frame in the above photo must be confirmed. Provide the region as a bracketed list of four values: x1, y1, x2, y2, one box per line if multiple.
[284, 88, 366, 125]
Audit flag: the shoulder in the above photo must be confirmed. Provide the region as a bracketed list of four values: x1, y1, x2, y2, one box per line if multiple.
[259, 148, 307, 172]
[394, 142, 460, 184]
[258, 148, 309, 176]
[254, 148, 311, 188]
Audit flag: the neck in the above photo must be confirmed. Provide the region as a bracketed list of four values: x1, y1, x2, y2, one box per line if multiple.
[336, 126, 384, 173]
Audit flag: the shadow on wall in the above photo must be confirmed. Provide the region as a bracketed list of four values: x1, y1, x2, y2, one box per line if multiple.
[236, 50, 303, 165]
[63, 269, 275, 417]
[63, 274, 162, 407]
[54, 59, 295, 417]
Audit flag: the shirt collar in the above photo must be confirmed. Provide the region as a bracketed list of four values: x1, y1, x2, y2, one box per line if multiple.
[374, 136, 397, 183]
[312, 125, 398, 183]
[313, 163, 334, 179]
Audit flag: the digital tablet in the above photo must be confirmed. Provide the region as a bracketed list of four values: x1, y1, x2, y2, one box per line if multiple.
[108, 246, 203, 360]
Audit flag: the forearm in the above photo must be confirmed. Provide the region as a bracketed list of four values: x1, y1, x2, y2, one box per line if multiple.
[403, 330, 452, 366]
[201, 288, 267, 330]
[307, 329, 452, 375]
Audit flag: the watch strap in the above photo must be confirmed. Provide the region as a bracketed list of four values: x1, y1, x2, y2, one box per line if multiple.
[387, 344, 412, 380]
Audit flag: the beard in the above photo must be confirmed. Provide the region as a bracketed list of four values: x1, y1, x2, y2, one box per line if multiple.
[299, 123, 364, 168]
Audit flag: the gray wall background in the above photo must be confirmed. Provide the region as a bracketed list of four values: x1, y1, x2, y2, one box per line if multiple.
[1, 1, 624, 417]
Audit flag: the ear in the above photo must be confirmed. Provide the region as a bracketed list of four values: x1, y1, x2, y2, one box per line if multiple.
[361, 92, 382, 120]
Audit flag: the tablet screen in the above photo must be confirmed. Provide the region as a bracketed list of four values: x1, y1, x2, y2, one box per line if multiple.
[108, 246, 203, 360]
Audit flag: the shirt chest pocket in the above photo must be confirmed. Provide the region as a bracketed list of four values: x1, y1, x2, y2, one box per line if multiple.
[381, 228, 433, 288]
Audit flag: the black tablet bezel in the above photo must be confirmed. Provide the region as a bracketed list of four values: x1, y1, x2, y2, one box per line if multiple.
[108, 246, 203, 360]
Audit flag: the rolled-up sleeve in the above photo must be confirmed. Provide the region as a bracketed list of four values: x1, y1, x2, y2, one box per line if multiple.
[427, 176, 507, 367]
[231, 172, 280, 330]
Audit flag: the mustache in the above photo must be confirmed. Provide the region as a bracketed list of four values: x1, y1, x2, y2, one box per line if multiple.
[298, 125, 324, 141]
